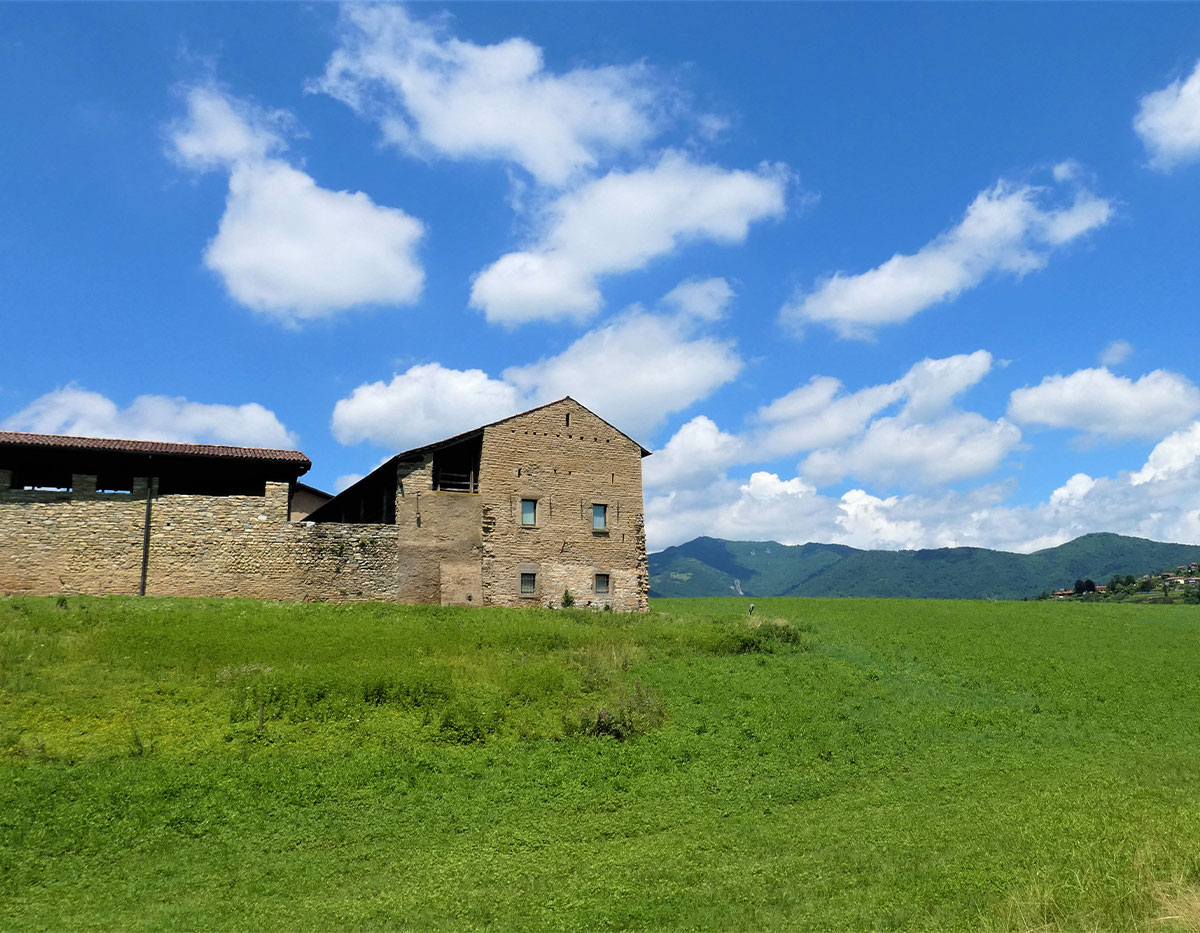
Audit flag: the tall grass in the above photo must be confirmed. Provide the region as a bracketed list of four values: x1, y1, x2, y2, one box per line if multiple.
[3, 595, 1200, 930]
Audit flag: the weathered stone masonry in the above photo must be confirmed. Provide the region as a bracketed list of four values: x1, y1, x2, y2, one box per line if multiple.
[0, 398, 650, 611]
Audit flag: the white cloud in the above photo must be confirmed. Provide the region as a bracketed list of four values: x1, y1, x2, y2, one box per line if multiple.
[1131, 422, 1200, 485]
[503, 305, 742, 438]
[312, 4, 663, 187]
[470, 153, 787, 324]
[207, 161, 424, 321]
[1049, 472, 1097, 506]
[660, 277, 735, 321]
[1008, 367, 1200, 440]
[331, 363, 521, 450]
[802, 411, 1022, 488]
[643, 416, 744, 491]
[2, 386, 297, 448]
[645, 349, 1016, 496]
[166, 84, 289, 171]
[782, 172, 1112, 338]
[645, 407, 1200, 554]
[1135, 59, 1200, 171]
[1099, 339, 1133, 367]
[168, 84, 425, 323]
[332, 280, 743, 451]
[334, 473, 365, 493]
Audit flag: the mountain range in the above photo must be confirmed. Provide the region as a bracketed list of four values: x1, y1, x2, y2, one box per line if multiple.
[648, 533, 1200, 600]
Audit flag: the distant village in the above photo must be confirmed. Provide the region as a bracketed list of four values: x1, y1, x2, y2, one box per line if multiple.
[1043, 563, 1200, 603]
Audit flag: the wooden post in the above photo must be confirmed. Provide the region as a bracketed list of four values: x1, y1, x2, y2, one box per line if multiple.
[138, 475, 157, 597]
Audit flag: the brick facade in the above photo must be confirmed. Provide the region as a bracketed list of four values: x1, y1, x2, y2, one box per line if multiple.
[0, 399, 649, 611]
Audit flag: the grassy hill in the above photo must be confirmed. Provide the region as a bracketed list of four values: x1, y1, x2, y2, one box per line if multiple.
[650, 532, 1200, 599]
[6, 595, 1200, 930]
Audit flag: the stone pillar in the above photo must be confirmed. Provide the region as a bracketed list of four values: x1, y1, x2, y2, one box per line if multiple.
[0, 469, 10, 495]
[265, 481, 290, 520]
[132, 477, 149, 498]
[72, 474, 97, 498]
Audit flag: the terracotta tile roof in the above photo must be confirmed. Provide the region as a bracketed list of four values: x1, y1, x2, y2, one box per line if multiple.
[0, 430, 310, 467]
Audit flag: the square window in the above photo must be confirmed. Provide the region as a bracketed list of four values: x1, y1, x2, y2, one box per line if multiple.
[521, 499, 537, 526]
[594, 573, 610, 596]
[520, 572, 537, 595]
[592, 503, 607, 531]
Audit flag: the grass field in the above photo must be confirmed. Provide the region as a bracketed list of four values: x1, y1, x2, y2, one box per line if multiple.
[4, 596, 1200, 931]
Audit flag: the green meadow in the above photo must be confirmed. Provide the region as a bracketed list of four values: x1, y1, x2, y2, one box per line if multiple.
[4, 596, 1200, 931]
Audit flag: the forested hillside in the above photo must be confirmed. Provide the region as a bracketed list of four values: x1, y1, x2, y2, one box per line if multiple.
[649, 532, 1200, 599]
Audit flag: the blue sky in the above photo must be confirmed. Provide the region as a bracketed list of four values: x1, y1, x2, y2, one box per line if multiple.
[5, 3, 1200, 553]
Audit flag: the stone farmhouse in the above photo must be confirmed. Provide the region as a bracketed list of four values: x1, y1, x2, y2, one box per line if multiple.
[0, 398, 649, 611]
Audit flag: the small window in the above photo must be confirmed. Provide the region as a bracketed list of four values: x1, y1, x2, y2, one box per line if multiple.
[521, 499, 537, 526]
[592, 503, 607, 531]
[520, 572, 537, 595]
[594, 573, 610, 596]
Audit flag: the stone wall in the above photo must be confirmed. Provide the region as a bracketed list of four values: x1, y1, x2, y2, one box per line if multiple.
[0, 399, 650, 611]
[476, 400, 648, 612]
[0, 472, 402, 601]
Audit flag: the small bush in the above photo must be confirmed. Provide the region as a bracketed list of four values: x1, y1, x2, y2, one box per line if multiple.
[438, 697, 501, 744]
[561, 589, 575, 608]
[575, 681, 665, 741]
[715, 618, 813, 655]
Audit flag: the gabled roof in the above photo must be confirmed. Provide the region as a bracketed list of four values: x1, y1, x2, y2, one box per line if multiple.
[314, 397, 649, 516]
[386, 397, 651, 463]
[0, 430, 311, 469]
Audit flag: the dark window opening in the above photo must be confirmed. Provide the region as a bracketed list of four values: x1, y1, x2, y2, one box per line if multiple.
[157, 476, 266, 497]
[565, 412, 570, 426]
[520, 572, 537, 595]
[96, 473, 134, 494]
[432, 434, 481, 493]
[594, 573, 610, 596]
[9, 469, 72, 492]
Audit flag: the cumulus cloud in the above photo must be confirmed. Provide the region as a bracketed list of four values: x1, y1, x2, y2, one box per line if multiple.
[503, 305, 742, 438]
[801, 411, 1021, 488]
[331, 363, 521, 450]
[754, 351, 1016, 486]
[1131, 422, 1200, 485]
[660, 277, 735, 321]
[1008, 367, 1200, 440]
[207, 161, 424, 319]
[645, 349, 1017, 496]
[331, 280, 742, 450]
[645, 400, 1200, 554]
[311, 4, 663, 187]
[166, 85, 290, 171]
[1135, 59, 1200, 171]
[782, 168, 1112, 338]
[167, 83, 425, 323]
[2, 386, 297, 448]
[1099, 339, 1133, 367]
[470, 153, 787, 324]
[641, 416, 744, 491]
[644, 450, 1200, 554]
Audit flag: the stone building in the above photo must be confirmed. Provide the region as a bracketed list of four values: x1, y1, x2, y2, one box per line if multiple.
[0, 397, 649, 611]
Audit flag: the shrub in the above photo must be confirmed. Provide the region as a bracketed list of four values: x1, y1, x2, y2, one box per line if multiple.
[715, 618, 813, 655]
[561, 589, 575, 608]
[438, 697, 501, 744]
[575, 681, 665, 741]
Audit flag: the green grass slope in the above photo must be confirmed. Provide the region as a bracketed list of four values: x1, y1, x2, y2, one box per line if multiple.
[6, 595, 1200, 930]
[650, 532, 1200, 599]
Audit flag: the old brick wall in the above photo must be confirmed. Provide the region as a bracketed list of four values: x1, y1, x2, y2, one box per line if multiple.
[476, 399, 649, 612]
[0, 399, 650, 612]
[0, 471, 402, 601]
